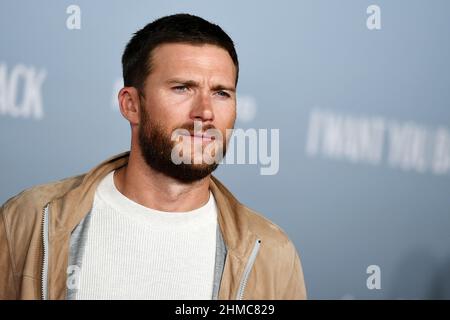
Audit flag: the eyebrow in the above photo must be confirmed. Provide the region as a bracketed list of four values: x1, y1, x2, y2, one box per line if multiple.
[166, 78, 236, 92]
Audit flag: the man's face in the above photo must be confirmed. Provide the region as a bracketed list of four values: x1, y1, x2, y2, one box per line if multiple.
[137, 43, 237, 183]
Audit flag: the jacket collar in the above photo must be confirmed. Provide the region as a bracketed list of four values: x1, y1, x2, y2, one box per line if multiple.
[46, 151, 258, 297]
[54, 150, 253, 255]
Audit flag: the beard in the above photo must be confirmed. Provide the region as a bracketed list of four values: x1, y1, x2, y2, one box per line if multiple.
[138, 105, 229, 183]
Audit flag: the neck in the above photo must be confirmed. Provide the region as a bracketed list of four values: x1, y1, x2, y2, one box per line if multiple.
[113, 149, 211, 212]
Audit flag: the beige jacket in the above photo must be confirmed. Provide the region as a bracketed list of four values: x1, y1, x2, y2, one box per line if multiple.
[0, 151, 307, 300]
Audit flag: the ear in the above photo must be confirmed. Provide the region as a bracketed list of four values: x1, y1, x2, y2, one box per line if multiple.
[118, 86, 141, 125]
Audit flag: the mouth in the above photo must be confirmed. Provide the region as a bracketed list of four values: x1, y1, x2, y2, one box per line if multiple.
[180, 132, 216, 141]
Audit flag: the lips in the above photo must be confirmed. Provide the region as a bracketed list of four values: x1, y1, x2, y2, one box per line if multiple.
[180, 132, 215, 141]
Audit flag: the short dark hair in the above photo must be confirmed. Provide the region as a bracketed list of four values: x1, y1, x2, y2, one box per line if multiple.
[122, 13, 239, 94]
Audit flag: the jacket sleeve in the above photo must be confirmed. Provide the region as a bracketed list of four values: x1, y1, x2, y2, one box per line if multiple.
[281, 242, 307, 300]
[0, 205, 18, 299]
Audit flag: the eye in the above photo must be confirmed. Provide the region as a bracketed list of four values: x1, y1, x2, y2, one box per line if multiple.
[216, 90, 231, 98]
[172, 85, 189, 92]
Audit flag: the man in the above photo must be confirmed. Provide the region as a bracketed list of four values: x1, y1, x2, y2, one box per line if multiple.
[0, 14, 306, 300]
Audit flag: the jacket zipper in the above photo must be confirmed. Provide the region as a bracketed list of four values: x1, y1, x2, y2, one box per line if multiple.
[236, 238, 261, 300]
[41, 203, 50, 300]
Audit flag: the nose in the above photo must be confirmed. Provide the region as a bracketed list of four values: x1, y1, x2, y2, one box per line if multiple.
[189, 91, 214, 123]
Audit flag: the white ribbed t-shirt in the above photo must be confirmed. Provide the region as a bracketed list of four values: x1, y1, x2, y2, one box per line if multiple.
[75, 170, 218, 300]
